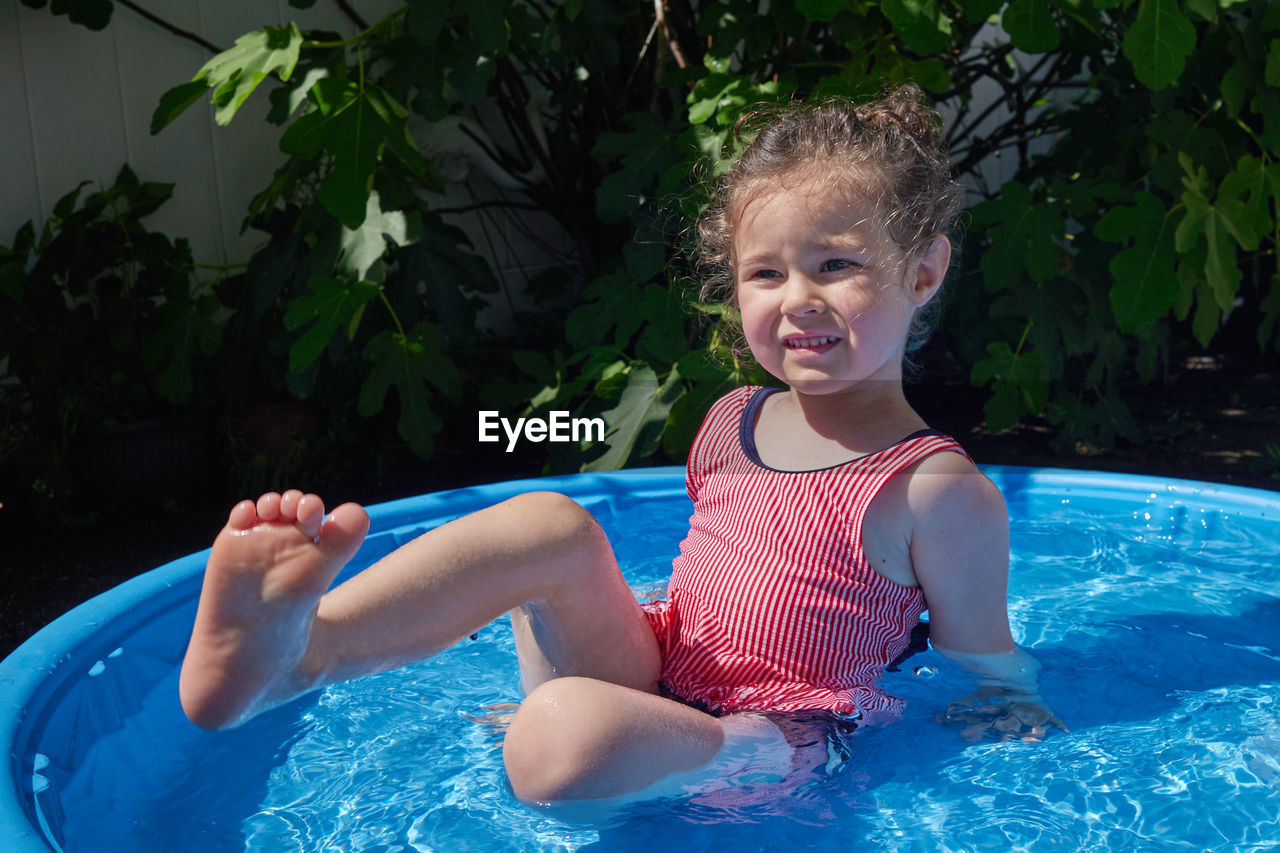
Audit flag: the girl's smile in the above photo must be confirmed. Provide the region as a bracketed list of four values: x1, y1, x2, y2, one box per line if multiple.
[782, 332, 841, 354]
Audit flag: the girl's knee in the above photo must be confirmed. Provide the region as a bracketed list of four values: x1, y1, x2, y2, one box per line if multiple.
[504, 492, 605, 543]
[503, 677, 618, 802]
[501, 492, 613, 575]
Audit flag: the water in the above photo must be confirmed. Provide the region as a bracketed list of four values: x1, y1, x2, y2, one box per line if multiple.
[34, 488, 1280, 852]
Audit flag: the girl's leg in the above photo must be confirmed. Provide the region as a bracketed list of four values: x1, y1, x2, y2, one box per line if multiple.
[503, 677, 718, 801]
[503, 677, 791, 803]
[180, 490, 661, 731]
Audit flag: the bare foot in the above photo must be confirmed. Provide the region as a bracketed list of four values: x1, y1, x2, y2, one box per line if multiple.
[179, 490, 369, 730]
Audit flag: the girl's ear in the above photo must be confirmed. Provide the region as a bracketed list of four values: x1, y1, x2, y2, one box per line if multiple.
[907, 236, 951, 306]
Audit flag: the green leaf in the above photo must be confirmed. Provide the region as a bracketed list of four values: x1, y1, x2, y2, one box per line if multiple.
[1122, 0, 1197, 90]
[1175, 189, 1210, 253]
[622, 240, 667, 281]
[359, 323, 457, 458]
[635, 285, 689, 365]
[1183, 0, 1216, 22]
[1107, 243, 1177, 333]
[447, 41, 497, 105]
[51, 181, 92, 221]
[593, 112, 679, 223]
[385, 39, 449, 120]
[1095, 190, 1166, 244]
[339, 191, 413, 281]
[973, 181, 1063, 290]
[1191, 280, 1220, 345]
[1, 259, 27, 302]
[1094, 191, 1179, 331]
[982, 379, 1023, 433]
[1177, 168, 1254, 313]
[49, 0, 112, 30]
[513, 349, 552, 380]
[1003, 0, 1060, 53]
[970, 340, 1049, 431]
[967, 0, 1005, 18]
[1213, 198, 1260, 251]
[688, 75, 737, 125]
[409, 0, 450, 43]
[464, 0, 510, 55]
[1219, 155, 1280, 237]
[150, 80, 211, 135]
[283, 275, 381, 373]
[1174, 245, 1203, 320]
[662, 371, 735, 460]
[880, 0, 952, 55]
[281, 80, 424, 229]
[583, 364, 683, 471]
[195, 23, 304, 125]
[145, 291, 233, 403]
[903, 58, 953, 94]
[796, 0, 848, 21]
[1267, 39, 1280, 87]
[1200, 212, 1241, 311]
[1220, 61, 1245, 118]
[268, 66, 330, 125]
[362, 86, 427, 174]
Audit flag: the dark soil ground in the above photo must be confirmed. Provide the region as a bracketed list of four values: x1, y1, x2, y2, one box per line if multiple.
[2, 355, 1277, 660]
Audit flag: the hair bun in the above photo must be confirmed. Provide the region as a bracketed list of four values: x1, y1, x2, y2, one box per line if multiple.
[853, 84, 943, 149]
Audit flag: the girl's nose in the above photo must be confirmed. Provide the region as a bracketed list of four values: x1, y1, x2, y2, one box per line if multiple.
[780, 277, 825, 315]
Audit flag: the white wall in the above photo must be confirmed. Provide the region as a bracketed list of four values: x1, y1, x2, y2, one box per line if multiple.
[0, 0, 388, 265]
[0, 0, 575, 331]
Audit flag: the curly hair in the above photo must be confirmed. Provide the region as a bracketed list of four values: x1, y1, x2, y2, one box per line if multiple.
[695, 84, 965, 359]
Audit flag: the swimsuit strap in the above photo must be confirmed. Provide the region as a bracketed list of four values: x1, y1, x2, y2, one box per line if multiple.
[738, 386, 947, 472]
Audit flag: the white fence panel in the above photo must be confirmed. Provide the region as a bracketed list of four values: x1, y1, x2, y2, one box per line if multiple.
[0, 1, 391, 264]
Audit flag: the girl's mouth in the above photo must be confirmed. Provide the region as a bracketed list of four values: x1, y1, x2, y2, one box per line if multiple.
[783, 335, 840, 353]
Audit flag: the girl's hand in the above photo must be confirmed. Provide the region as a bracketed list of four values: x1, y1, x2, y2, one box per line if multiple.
[936, 689, 1069, 743]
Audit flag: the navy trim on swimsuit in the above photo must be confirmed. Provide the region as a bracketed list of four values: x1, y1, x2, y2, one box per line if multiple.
[738, 386, 945, 474]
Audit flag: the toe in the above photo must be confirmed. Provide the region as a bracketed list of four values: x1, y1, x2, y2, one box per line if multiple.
[294, 494, 327, 539]
[257, 493, 282, 521]
[227, 499, 259, 529]
[316, 503, 369, 565]
[279, 489, 305, 521]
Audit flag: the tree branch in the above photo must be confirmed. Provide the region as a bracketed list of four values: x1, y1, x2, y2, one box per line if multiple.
[654, 0, 688, 69]
[333, 0, 369, 31]
[114, 0, 222, 54]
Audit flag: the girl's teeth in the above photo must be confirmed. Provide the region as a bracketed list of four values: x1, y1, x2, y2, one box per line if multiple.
[786, 336, 837, 348]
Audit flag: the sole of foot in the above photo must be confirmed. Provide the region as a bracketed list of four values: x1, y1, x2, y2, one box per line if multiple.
[179, 490, 369, 730]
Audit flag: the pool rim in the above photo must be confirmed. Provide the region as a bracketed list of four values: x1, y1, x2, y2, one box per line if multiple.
[3, 464, 1278, 852]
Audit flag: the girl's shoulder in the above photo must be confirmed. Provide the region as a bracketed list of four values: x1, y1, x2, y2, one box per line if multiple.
[695, 385, 766, 435]
[684, 386, 769, 493]
[903, 450, 1007, 529]
[712, 385, 764, 413]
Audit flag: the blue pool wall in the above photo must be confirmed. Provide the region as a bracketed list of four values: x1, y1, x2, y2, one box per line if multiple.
[2, 465, 1279, 852]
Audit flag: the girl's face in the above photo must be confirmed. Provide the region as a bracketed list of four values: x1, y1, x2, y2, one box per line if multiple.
[732, 177, 946, 398]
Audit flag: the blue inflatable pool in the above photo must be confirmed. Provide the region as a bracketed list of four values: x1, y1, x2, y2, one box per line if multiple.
[3, 466, 1278, 851]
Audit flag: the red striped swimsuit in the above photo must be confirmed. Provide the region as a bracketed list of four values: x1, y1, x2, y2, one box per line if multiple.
[642, 386, 969, 722]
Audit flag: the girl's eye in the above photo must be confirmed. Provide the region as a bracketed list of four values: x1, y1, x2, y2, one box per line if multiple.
[821, 258, 862, 273]
[747, 268, 782, 281]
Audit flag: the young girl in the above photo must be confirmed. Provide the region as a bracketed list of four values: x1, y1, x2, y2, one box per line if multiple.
[179, 85, 1059, 805]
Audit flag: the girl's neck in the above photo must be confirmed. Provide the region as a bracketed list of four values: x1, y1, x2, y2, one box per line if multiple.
[790, 380, 922, 435]
[751, 382, 929, 471]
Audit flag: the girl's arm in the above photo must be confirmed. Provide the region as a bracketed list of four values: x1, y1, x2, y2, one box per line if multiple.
[906, 453, 1066, 741]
